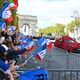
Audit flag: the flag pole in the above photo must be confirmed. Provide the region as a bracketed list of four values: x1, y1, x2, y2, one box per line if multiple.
[32, 44, 41, 69]
[23, 55, 33, 65]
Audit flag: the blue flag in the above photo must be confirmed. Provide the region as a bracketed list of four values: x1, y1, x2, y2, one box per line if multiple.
[26, 37, 33, 43]
[2, 0, 9, 11]
[36, 36, 46, 46]
[20, 68, 48, 80]
[0, 19, 6, 30]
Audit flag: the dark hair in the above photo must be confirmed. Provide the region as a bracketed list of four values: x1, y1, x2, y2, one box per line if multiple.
[0, 45, 7, 61]
[0, 52, 6, 61]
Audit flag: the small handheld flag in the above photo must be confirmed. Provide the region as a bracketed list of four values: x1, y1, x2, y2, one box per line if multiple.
[34, 44, 46, 60]
[3, 0, 18, 11]
[2, 10, 13, 23]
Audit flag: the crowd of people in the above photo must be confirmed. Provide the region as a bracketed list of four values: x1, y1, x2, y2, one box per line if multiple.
[0, 28, 30, 80]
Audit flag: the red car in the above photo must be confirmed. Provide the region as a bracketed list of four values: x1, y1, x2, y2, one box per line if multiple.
[54, 36, 80, 53]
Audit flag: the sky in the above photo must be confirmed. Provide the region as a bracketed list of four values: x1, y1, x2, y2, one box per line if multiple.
[18, 0, 80, 29]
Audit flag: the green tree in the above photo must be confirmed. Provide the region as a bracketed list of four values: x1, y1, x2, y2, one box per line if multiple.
[66, 19, 80, 33]
[0, 0, 19, 30]
[54, 23, 65, 36]
[11, 10, 19, 29]
[0, 0, 4, 10]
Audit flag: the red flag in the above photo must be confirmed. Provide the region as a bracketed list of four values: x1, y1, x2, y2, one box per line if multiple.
[46, 39, 53, 53]
[14, 0, 18, 7]
[6, 15, 13, 23]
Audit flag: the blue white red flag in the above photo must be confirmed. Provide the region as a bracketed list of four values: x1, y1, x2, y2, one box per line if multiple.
[36, 36, 46, 46]
[34, 44, 46, 60]
[2, 10, 13, 23]
[41, 39, 53, 49]
[20, 68, 48, 80]
[1, 0, 18, 23]
[3, 0, 18, 11]
[27, 41, 34, 52]
[22, 40, 34, 55]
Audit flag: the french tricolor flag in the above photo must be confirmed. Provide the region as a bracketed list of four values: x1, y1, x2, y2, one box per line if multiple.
[2, 10, 13, 23]
[4, 0, 18, 11]
[34, 44, 46, 60]
[22, 41, 34, 55]
[41, 39, 53, 49]
[27, 41, 34, 52]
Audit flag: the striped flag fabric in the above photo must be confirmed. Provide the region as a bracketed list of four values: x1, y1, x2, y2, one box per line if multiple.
[2, 10, 13, 23]
[27, 41, 34, 52]
[34, 44, 46, 60]
[3, 0, 18, 11]
[40, 38, 53, 49]
[22, 41, 34, 56]
[36, 36, 46, 46]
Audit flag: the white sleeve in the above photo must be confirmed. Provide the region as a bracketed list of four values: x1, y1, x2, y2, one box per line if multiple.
[5, 69, 10, 74]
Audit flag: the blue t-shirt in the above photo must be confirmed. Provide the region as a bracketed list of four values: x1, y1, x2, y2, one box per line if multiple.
[0, 59, 10, 71]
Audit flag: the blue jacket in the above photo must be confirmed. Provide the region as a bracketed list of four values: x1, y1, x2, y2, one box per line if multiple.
[0, 59, 10, 71]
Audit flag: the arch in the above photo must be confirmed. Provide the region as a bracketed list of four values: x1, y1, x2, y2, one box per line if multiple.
[19, 15, 37, 36]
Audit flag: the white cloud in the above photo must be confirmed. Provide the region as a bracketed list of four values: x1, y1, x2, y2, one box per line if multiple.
[18, 0, 80, 28]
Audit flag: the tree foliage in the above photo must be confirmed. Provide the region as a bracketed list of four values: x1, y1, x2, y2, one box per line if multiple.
[66, 19, 80, 32]
[38, 18, 80, 36]
[39, 23, 65, 36]
[0, 0, 4, 10]
[8, 0, 19, 29]
[11, 10, 19, 29]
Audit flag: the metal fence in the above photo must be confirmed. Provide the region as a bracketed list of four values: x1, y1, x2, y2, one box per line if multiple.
[17, 47, 80, 70]
[48, 69, 80, 80]
[44, 53, 80, 69]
